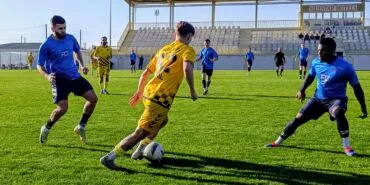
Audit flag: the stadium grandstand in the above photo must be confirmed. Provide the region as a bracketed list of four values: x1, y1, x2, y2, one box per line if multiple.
[114, 0, 370, 70]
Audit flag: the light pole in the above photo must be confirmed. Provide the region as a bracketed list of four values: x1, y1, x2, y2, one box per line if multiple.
[155, 9, 160, 26]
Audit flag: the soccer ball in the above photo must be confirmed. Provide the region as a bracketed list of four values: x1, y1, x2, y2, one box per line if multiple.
[143, 142, 164, 162]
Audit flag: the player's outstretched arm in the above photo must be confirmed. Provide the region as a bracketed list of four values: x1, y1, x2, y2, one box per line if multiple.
[352, 83, 367, 118]
[129, 69, 152, 107]
[76, 51, 88, 74]
[296, 74, 315, 102]
[183, 61, 198, 101]
[37, 65, 55, 83]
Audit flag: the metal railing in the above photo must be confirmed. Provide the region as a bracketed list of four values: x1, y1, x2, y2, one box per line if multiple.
[133, 20, 299, 30]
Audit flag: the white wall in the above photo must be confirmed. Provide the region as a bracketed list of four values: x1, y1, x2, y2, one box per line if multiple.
[110, 54, 369, 70]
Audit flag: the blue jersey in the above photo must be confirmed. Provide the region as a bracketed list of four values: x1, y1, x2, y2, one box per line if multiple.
[298, 48, 309, 59]
[246, 52, 254, 61]
[37, 34, 81, 80]
[199, 47, 218, 70]
[309, 57, 359, 99]
[130, 53, 137, 61]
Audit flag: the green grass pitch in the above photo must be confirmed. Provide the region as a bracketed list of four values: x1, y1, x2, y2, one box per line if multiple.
[1, 70, 370, 184]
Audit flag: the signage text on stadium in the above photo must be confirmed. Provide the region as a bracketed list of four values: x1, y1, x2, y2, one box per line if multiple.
[302, 4, 364, 12]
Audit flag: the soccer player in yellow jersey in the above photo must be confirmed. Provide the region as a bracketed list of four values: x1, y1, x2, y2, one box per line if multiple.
[100, 21, 198, 169]
[27, 52, 34, 71]
[89, 46, 98, 76]
[94, 36, 112, 94]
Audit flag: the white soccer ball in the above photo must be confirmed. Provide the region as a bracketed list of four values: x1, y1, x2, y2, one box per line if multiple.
[143, 142, 164, 162]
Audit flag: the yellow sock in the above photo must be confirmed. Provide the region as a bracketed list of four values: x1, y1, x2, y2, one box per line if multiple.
[140, 138, 152, 146]
[99, 83, 103, 90]
[113, 145, 125, 156]
[104, 81, 108, 90]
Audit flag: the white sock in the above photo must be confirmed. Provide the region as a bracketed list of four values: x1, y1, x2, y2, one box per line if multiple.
[135, 144, 146, 154]
[342, 137, 350, 148]
[107, 151, 117, 160]
[274, 136, 284, 145]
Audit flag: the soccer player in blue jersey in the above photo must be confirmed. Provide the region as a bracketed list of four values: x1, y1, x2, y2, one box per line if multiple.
[245, 48, 255, 73]
[37, 16, 98, 144]
[295, 43, 310, 79]
[196, 39, 218, 95]
[130, 50, 137, 73]
[265, 38, 367, 157]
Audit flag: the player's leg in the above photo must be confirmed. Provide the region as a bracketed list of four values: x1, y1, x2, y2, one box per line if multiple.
[100, 128, 150, 169]
[103, 69, 110, 94]
[202, 71, 207, 93]
[71, 77, 97, 143]
[247, 60, 252, 72]
[40, 77, 71, 144]
[303, 65, 307, 79]
[204, 71, 212, 95]
[131, 117, 168, 160]
[275, 65, 279, 77]
[266, 98, 326, 147]
[40, 100, 69, 144]
[101, 103, 168, 168]
[299, 64, 303, 79]
[280, 65, 284, 77]
[328, 100, 356, 156]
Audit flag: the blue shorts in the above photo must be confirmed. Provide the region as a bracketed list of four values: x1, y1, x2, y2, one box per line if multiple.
[299, 98, 347, 120]
[247, 60, 253, 66]
[300, 59, 307, 67]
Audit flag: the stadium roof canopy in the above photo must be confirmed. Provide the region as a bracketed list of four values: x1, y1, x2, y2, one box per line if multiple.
[124, 0, 365, 6]
[0, 43, 41, 50]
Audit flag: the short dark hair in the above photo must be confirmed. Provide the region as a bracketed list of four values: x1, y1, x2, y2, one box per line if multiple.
[205, 39, 210, 42]
[320, 37, 336, 51]
[176, 21, 195, 37]
[51, 15, 66, 25]
[101, 36, 107, 40]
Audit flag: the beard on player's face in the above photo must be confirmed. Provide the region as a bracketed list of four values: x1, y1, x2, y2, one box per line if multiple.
[55, 31, 66, 39]
[53, 24, 66, 39]
[318, 45, 334, 62]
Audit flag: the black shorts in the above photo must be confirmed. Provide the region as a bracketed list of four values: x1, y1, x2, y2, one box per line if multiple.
[299, 98, 347, 120]
[247, 60, 253, 66]
[51, 76, 93, 104]
[202, 68, 213, 76]
[275, 61, 284, 67]
[300, 59, 308, 67]
[131, 60, 136, 66]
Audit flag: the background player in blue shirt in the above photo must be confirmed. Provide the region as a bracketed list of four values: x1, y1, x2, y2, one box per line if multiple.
[37, 15, 98, 144]
[130, 50, 137, 73]
[196, 39, 218, 95]
[245, 48, 255, 73]
[266, 38, 367, 157]
[295, 43, 310, 79]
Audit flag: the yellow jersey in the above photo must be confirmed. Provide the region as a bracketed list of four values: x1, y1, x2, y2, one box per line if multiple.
[144, 41, 196, 108]
[27, 55, 34, 63]
[95, 46, 112, 67]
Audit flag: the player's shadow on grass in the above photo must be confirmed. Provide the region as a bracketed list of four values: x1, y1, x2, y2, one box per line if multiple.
[235, 94, 294, 99]
[150, 151, 370, 185]
[46, 144, 111, 153]
[109, 93, 131, 96]
[176, 96, 252, 101]
[281, 145, 370, 158]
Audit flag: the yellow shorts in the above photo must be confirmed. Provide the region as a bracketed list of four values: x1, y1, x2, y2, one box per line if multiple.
[138, 99, 169, 134]
[97, 66, 110, 77]
[91, 61, 98, 70]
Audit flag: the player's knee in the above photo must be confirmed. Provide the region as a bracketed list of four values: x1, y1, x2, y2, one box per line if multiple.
[89, 94, 98, 105]
[57, 103, 68, 114]
[133, 128, 150, 141]
[330, 106, 345, 118]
